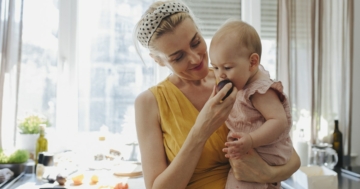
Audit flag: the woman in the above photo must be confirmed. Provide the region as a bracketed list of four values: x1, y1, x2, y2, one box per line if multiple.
[134, 1, 300, 189]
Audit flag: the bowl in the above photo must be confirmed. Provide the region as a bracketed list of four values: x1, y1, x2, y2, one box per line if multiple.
[0, 163, 26, 177]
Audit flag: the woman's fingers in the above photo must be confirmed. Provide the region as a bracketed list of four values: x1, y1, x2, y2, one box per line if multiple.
[208, 85, 217, 100]
[229, 148, 270, 183]
[213, 83, 237, 104]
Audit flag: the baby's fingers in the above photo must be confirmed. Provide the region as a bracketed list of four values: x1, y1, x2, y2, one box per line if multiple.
[225, 140, 239, 147]
[223, 148, 242, 159]
[228, 131, 245, 139]
[224, 145, 240, 154]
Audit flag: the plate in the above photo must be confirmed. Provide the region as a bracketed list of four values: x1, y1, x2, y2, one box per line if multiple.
[112, 161, 142, 177]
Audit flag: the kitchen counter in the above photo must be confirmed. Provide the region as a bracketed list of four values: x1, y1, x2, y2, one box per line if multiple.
[4, 166, 360, 189]
[3, 173, 145, 189]
[1, 161, 146, 189]
[282, 167, 360, 189]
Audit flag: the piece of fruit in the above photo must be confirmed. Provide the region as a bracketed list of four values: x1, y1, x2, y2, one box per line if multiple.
[114, 182, 129, 189]
[90, 174, 99, 184]
[56, 174, 67, 185]
[216, 80, 234, 100]
[71, 173, 84, 185]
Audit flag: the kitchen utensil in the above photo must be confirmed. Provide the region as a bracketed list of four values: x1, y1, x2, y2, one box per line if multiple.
[311, 143, 338, 169]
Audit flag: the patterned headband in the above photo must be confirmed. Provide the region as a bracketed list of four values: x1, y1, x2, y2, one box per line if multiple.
[137, 2, 190, 48]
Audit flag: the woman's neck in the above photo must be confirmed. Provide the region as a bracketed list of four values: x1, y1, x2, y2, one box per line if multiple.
[168, 71, 214, 88]
[168, 72, 215, 111]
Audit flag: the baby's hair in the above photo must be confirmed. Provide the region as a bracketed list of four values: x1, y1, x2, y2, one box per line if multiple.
[133, 0, 199, 63]
[217, 18, 262, 59]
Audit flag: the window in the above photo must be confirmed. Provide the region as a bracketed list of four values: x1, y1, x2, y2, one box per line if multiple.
[185, 0, 278, 79]
[17, 0, 278, 152]
[18, 0, 58, 129]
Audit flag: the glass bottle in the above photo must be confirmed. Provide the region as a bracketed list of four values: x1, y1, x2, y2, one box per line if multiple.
[332, 120, 343, 168]
[35, 124, 48, 165]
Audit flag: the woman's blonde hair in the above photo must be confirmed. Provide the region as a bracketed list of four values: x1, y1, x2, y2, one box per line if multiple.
[133, 0, 199, 63]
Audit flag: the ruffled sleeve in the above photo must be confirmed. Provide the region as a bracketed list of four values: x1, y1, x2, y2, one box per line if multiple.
[244, 80, 286, 103]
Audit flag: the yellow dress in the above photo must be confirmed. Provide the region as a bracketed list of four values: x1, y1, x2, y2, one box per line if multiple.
[149, 77, 230, 189]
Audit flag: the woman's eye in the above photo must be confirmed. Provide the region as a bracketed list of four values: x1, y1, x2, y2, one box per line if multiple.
[175, 54, 183, 61]
[225, 67, 231, 70]
[191, 39, 200, 47]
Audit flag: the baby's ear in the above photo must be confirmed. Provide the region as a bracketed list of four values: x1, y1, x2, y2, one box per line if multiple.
[249, 53, 260, 67]
[150, 53, 165, 66]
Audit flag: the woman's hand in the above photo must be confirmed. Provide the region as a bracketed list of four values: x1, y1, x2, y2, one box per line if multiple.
[194, 83, 237, 139]
[228, 148, 271, 183]
[229, 148, 300, 183]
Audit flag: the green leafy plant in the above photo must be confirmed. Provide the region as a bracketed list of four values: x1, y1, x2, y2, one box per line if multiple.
[18, 114, 50, 134]
[0, 149, 29, 164]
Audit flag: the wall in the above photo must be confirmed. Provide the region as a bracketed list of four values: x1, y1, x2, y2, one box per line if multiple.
[351, 0, 360, 166]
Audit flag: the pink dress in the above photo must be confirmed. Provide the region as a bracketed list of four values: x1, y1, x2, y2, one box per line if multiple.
[225, 68, 293, 189]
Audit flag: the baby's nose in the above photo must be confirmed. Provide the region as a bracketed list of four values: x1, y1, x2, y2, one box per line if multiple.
[219, 73, 227, 79]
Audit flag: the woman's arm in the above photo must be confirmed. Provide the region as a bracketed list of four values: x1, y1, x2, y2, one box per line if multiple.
[135, 83, 237, 189]
[229, 148, 300, 183]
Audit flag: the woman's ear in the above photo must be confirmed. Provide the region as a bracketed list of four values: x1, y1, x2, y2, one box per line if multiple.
[150, 53, 165, 66]
[249, 53, 260, 71]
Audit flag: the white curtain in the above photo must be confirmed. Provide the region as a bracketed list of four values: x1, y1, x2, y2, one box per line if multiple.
[277, 0, 353, 156]
[0, 0, 24, 149]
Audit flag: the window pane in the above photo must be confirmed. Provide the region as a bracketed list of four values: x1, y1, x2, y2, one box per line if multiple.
[260, 0, 277, 79]
[184, 0, 241, 38]
[18, 0, 59, 127]
[77, 0, 155, 134]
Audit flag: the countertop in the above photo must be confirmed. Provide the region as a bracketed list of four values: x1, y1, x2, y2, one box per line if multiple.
[4, 166, 360, 189]
[282, 167, 360, 189]
[3, 173, 145, 189]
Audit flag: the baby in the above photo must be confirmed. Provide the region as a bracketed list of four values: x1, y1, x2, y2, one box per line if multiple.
[210, 19, 293, 189]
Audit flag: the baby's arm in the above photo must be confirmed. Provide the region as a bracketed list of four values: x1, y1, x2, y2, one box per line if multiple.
[224, 89, 288, 158]
[249, 89, 288, 148]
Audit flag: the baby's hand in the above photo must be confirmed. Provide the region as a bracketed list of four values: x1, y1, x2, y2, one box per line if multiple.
[223, 132, 253, 159]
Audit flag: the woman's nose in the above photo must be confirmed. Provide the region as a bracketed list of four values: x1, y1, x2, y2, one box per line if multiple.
[188, 50, 200, 64]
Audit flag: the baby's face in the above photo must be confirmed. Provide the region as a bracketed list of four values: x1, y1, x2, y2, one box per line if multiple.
[209, 34, 252, 90]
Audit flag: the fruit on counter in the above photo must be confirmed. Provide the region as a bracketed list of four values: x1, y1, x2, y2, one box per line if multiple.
[216, 80, 234, 100]
[56, 174, 67, 186]
[71, 173, 84, 185]
[47, 175, 56, 184]
[97, 182, 129, 189]
[90, 174, 99, 184]
[114, 182, 129, 189]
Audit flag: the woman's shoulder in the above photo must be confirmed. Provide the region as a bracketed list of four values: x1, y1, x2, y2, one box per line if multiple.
[135, 77, 172, 112]
[135, 89, 157, 110]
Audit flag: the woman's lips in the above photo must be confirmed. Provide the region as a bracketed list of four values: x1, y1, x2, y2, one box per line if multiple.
[192, 60, 204, 71]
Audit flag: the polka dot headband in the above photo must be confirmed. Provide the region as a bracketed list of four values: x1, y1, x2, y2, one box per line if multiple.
[137, 2, 190, 48]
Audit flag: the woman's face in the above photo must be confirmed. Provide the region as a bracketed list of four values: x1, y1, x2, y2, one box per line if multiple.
[151, 18, 209, 81]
